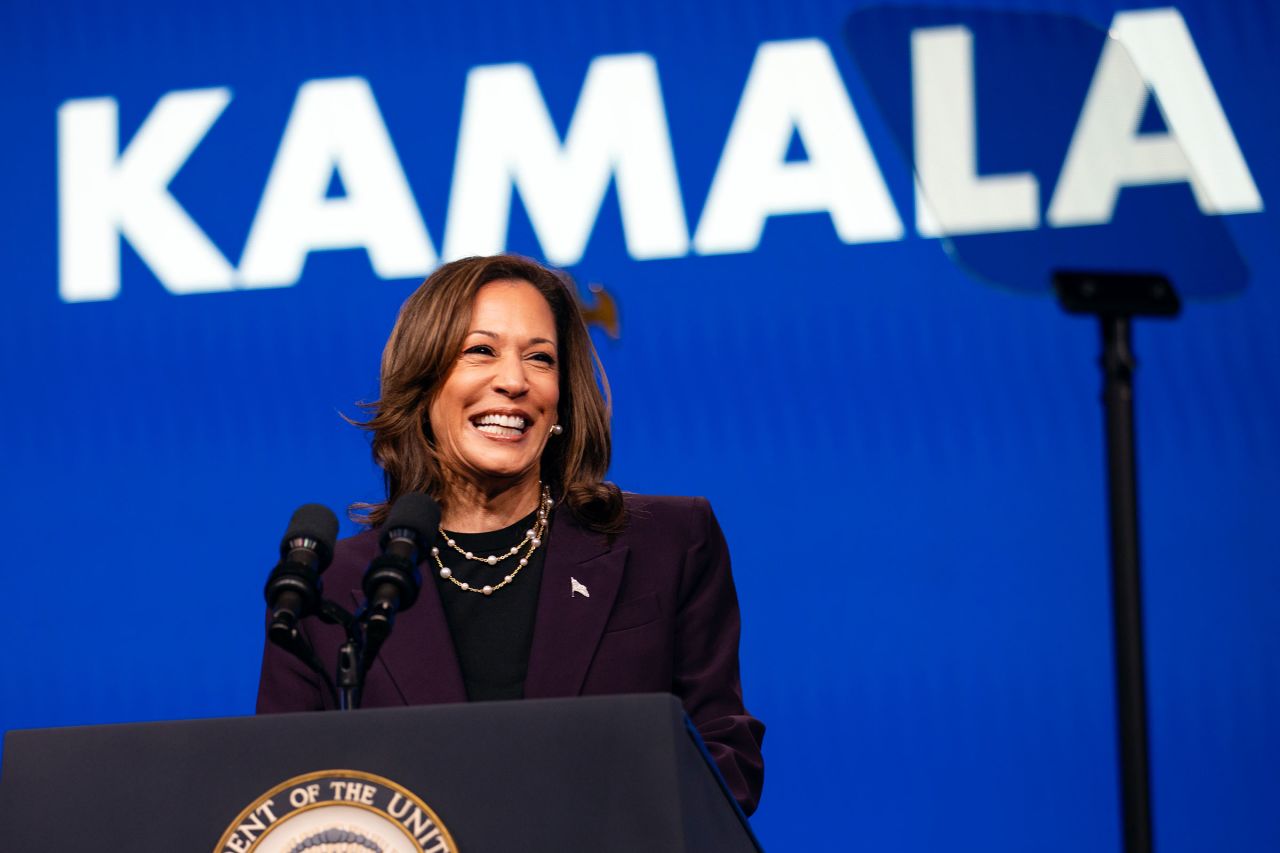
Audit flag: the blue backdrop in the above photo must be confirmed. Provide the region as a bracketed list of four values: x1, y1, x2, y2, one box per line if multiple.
[2, 1, 1276, 850]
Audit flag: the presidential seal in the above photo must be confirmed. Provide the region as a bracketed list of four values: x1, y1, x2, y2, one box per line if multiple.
[214, 770, 458, 853]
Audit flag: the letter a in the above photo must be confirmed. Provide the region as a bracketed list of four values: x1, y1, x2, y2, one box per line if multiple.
[238, 77, 436, 287]
[1048, 8, 1261, 226]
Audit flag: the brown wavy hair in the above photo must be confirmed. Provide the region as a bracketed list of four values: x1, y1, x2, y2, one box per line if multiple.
[351, 255, 625, 533]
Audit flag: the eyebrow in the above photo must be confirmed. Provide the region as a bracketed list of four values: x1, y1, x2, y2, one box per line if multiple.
[467, 329, 557, 348]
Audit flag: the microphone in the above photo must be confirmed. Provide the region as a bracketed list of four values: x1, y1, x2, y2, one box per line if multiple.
[264, 504, 339, 648]
[362, 492, 439, 646]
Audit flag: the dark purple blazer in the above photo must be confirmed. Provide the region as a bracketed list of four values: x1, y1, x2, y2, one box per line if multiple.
[257, 494, 765, 814]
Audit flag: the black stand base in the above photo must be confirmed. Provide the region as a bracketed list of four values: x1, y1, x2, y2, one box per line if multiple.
[1053, 270, 1181, 853]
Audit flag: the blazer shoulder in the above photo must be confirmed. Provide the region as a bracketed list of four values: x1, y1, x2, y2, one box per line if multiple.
[621, 493, 715, 538]
[622, 492, 708, 512]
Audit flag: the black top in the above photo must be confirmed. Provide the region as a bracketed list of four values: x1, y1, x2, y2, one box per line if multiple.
[432, 508, 547, 701]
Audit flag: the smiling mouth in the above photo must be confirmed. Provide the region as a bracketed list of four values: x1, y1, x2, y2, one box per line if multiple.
[471, 412, 529, 438]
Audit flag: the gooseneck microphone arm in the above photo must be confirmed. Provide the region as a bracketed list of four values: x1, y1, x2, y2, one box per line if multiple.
[262, 494, 436, 711]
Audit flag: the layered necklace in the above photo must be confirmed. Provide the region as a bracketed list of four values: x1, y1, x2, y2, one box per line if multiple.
[433, 483, 553, 596]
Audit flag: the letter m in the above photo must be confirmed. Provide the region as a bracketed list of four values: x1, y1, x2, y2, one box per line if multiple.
[443, 54, 689, 266]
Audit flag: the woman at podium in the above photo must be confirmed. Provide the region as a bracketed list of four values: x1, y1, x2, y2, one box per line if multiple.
[257, 254, 764, 814]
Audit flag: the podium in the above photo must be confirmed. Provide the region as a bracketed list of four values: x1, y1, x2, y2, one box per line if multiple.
[0, 693, 760, 852]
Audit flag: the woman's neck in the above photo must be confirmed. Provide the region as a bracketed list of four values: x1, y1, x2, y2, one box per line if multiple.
[439, 475, 543, 533]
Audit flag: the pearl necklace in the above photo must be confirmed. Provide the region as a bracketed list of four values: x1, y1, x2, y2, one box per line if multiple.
[433, 485, 552, 596]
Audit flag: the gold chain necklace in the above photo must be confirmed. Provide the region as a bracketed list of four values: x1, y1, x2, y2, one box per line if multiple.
[433, 484, 552, 596]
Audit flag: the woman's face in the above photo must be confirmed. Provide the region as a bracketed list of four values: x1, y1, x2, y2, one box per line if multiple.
[428, 279, 561, 493]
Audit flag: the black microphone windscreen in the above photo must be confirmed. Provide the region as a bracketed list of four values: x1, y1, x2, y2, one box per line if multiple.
[381, 492, 441, 547]
[280, 503, 340, 564]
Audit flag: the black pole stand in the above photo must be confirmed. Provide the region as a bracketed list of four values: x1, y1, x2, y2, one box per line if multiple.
[1054, 271, 1180, 853]
[317, 601, 366, 711]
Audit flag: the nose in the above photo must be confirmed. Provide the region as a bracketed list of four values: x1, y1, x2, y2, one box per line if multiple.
[491, 351, 529, 398]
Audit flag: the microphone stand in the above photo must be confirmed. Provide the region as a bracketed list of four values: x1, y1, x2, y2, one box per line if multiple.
[316, 601, 369, 711]
[1053, 271, 1180, 853]
[266, 503, 427, 712]
[277, 580, 420, 712]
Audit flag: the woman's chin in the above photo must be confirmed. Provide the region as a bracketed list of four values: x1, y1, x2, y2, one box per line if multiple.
[460, 451, 540, 486]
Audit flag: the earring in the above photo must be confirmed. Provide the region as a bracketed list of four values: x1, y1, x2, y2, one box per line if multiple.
[550, 424, 564, 436]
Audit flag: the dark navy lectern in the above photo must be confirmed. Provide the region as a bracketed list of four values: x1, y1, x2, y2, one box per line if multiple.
[0, 693, 759, 852]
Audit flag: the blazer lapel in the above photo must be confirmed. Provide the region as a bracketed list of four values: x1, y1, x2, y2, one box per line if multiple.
[524, 508, 628, 698]
[349, 574, 467, 706]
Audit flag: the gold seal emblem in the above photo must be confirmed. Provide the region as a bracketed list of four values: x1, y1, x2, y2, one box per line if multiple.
[214, 769, 458, 853]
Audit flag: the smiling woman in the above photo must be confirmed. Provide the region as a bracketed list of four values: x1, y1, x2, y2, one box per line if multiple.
[256, 254, 765, 815]
[427, 281, 562, 522]
[354, 255, 623, 535]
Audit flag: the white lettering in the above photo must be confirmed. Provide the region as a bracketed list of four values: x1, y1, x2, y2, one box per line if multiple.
[401, 804, 434, 838]
[693, 39, 902, 255]
[57, 21, 1261, 304]
[58, 89, 236, 302]
[234, 811, 267, 841]
[256, 799, 279, 824]
[387, 792, 411, 819]
[911, 26, 1038, 236]
[421, 826, 447, 853]
[238, 77, 435, 286]
[1048, 8, 1262, 226]
[443, 54, 688, 265]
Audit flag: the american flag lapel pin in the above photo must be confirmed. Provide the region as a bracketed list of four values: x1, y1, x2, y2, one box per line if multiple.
[571, 577, 590, 598]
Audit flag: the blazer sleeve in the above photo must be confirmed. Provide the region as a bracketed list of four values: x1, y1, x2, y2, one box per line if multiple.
[256, 617, 329, 713]
[675, 497, 766, 815]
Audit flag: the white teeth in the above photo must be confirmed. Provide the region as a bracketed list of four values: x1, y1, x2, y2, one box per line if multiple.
[476, 423, 523, 437]
[473, 413, 527, 430]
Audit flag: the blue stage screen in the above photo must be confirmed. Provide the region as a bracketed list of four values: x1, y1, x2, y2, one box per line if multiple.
[1, 1, 1276, 850]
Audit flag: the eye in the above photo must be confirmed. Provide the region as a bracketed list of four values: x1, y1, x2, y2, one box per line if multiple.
[463, 344, 495, 357]
[529, 351, 557, 366]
